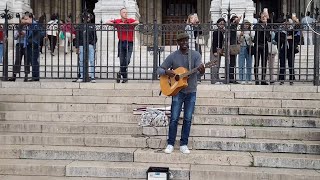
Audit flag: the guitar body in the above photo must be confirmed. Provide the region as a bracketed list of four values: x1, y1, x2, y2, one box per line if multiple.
[160, 67, 189, 96]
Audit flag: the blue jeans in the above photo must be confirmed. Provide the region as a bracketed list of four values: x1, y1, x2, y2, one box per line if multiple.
[168, 92, 196, 146]
[118, 41, 133, 79]
[238, 46, 252, 81]
[0, 43, 3, 64]
[79, 45, 95, 79]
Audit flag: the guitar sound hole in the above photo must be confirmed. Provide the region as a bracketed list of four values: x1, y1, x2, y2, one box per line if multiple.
[174, 75, 180, 81]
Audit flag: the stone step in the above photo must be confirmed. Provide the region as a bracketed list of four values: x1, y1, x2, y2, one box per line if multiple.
[135, 149, 320, 170]
[190, 165, 320, 180]
[0, 133, 164, 148]
[0, 145, 135, 162]
[193, 115, 320, 128]
[193, 137, 320, 154]
[1, 133, 319, 154]
[0, 176, 137, 180]
[65, 161, 189, 179]
[143, 125, 320, 140]
[238, 107, 320, 117]
[252, 152, 320, 169]
[0, 121, 142, 135]
[0, 159, 71, 176]
[234, 91, 320, 100]
[1, 111, 139, 124]
[1, 94, 320, 109]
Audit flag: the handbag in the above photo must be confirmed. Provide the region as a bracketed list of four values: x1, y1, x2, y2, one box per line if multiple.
[230, 44, 240, 55]
[267, 42, 278, 54]
[244, 36, 254, 56]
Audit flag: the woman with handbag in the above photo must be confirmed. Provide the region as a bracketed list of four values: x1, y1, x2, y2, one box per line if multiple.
[229, 15, 242, 84]
[238, 20, 255, 85]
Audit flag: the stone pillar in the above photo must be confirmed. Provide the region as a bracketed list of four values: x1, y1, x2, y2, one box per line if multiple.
[93, 0, 140, 65]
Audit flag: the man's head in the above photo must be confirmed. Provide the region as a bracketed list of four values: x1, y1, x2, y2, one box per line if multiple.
[176, 32, 189, 50]
[22, 12, 33, 25]
[120, 8, 128, 19]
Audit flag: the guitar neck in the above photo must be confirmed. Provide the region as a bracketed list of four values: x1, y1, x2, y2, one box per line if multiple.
[180, 63, 212, 79]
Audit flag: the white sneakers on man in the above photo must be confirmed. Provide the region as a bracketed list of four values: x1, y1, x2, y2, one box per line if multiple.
[164, 145, 190, 154]
[180, 145, 190, 154]
[164, 145, 174, 154]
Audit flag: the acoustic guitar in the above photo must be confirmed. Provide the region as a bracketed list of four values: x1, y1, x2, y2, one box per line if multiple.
[159, 57, 217, 96]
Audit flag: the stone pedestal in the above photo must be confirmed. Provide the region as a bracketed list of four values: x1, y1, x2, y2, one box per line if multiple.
[210, 0, 255, 23]
[93, 0, 140, 66]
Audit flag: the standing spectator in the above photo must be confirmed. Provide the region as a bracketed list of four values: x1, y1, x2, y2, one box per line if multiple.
[229, 15, 241, 84]
[38, 13, 46, 54]
[75, 13, 97, 83]
[8, 24, 29, 82]
[105, 8, 139, 83]
[47, 14, 58, 56]
[268, 31, 278, 84]
[253, 14, 271, 85]
[238, 20, 254, 84]
[275, 18, 299, 85]
[301, 11, 315, 45]
[62, 16, 76, 54]
[211, 18, 226, 84]
[21, 12, 43, 81]
[157, 33, 205, 154]
[185, 13, 202, 83]
[0, 25, 3, 64]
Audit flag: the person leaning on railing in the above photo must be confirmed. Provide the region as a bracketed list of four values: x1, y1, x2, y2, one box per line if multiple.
[0, 25, 4, 65]
[210, 18, 226, 84]
[105, 7, 139, 83]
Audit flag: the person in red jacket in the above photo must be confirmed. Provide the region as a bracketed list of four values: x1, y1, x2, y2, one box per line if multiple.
[106, 8, 139, 83]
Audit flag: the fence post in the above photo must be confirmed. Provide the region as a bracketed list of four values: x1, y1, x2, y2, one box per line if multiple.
[314, 24, 320, 86]
[1, 5, 12, 81]
[152, 19, 159, 80]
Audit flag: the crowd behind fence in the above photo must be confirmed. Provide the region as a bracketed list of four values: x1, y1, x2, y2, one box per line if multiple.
[0, 21, 319, 85]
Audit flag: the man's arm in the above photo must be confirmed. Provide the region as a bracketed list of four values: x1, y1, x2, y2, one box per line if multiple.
[157, 54, 174, 76]
[105, 19, 114, 25]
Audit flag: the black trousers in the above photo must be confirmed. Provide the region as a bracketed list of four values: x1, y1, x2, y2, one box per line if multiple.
[279, 48, 295, 81]
[254, 45, 268, 82]
[12, 43, 29, 75]
[48, 35, 57, 53]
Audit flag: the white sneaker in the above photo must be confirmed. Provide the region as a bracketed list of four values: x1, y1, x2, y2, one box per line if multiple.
[90, 79, 96, 83]
[241, 81, 246, 85]
[180, 145, 190, 154]
[214, 82, 222, 85]
[76, 79, 83, 83]
[164, 145, 174, 154]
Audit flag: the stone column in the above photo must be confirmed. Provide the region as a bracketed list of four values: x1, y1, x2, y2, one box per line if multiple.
[93, 0, 140, 65]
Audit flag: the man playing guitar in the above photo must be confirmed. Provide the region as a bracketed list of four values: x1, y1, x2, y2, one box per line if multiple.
[157, 32, 205, 154]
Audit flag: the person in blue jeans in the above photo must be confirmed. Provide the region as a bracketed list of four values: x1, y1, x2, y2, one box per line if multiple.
[75, 13, 97, 83]
[157, 33, 205, 154]
[0, 25, 3, 64]
[238, 20, 254, 84]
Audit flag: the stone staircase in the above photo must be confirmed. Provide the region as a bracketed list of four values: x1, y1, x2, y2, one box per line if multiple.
[0, 81, 320, 180]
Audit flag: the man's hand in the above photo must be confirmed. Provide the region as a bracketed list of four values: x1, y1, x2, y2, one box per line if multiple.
[197, 64, 205, 74]
[165, 70, 175, 77]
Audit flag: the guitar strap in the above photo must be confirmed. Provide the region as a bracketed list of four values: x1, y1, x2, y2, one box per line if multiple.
[188, 49, 192, 71]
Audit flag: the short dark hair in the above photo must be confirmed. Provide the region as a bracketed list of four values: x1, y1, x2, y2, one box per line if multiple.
[217, 18, 226, 23]
[120, 7, 126, 12]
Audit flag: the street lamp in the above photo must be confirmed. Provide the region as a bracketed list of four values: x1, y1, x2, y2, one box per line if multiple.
[0, 4, 14, 81]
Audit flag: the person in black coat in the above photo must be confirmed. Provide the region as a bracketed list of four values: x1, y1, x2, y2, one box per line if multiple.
[253, 14, 271, 85]
[275, 18, 300, 85]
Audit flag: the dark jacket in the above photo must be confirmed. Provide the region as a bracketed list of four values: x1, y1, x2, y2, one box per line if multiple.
[211, 30, 224, 53]
[75, 23, 97, 48]
[253, 21, 271, 46]
[275, 28, 300, 53]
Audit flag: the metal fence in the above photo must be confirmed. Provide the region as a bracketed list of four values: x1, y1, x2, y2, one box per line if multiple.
[0, 21, 319, 85]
